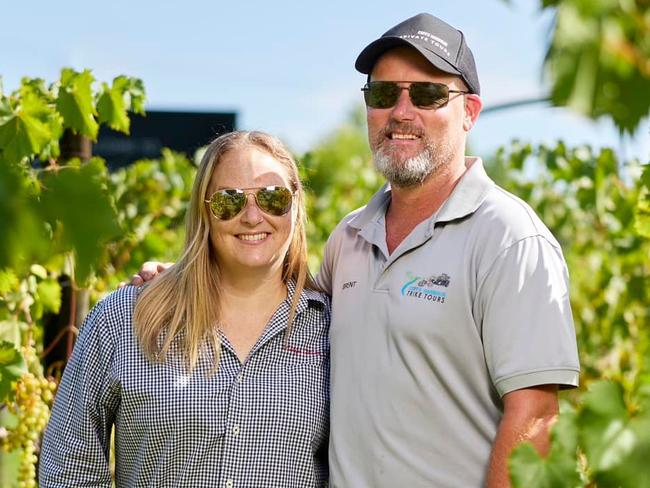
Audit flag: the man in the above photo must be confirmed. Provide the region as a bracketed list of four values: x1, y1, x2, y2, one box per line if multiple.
[131, 13, 579, 487]
[316, 13, 579, 488]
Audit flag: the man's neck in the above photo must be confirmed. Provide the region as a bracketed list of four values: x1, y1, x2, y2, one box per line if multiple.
[385, 156, 471, 254]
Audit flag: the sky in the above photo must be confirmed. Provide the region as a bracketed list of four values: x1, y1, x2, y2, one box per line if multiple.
[2, 0, 649, 162]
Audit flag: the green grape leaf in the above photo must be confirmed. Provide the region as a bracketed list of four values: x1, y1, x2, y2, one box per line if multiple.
[97, 80, 130, 133]
[0, 92, 55, 164]
[544, 2, 650, 134]
[39, 158, 120, 282]
[36, 278, 62, 314]
[126, 77, 146, 115]
[96, 76, 146, 133]
[56, 68, 98, 139]
[509, 409, 581, 488]
[0, 321, 22, 347]
[0, 161, 49, 271]
[577, 381, 641, 482]
[0, 340, 24, 402]
[0, 269, 19, 294]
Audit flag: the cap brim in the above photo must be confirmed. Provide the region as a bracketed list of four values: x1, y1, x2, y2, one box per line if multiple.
[355, 37, 462, 77]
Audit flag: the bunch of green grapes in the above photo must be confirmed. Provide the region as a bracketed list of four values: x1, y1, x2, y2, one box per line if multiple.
[1, 347, 57, 488]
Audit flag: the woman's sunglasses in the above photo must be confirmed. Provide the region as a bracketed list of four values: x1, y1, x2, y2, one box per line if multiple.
[205, 186, 294, 220]
[361, 81, 468, 110]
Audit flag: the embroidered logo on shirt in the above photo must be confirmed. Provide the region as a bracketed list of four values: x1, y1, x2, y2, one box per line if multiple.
[342, 280, 357, 290]
[400, 271, 449, 303]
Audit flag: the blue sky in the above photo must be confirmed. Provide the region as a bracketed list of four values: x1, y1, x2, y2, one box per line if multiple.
[2, 0, 648, 161]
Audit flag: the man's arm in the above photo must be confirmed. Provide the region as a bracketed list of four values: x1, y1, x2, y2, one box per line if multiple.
[486, 384, 559, 488]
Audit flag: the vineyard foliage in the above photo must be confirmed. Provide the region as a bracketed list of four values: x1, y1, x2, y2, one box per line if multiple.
[0, 70, 195, 486]
[540, 0, 650, 134]
[491, 143, 650, 487]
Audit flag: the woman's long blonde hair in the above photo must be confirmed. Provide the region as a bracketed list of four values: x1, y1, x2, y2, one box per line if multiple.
[133, 131, 315, 371]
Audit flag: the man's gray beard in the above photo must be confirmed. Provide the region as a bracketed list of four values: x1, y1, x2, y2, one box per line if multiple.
[373, 145, 442, 188]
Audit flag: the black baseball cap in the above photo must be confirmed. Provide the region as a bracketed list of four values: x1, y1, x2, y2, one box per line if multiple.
[355, 13, 480, 95]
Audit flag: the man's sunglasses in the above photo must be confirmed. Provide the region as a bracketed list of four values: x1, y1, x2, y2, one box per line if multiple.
[362, 81, 468, 110]
[205, 186, 294, 220]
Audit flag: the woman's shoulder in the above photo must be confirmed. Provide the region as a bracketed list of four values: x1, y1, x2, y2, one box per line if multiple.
[77, 285, 140, 339]
[300, 285, 330, 302]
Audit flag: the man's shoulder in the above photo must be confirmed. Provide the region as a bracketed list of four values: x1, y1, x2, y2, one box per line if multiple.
[475, 184, 561, 250]
[327, 205, 368, 241]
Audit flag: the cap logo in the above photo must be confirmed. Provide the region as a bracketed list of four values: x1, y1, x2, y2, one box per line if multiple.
[399, 31, 451, 58]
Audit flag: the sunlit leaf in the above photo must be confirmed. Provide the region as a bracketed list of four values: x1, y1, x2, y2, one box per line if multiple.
[0, 321, 21, 348]
[97, 80, 130, 133]
[0, 93, 54, 164]
[56, 68, 98, 139]
[36, 278, 61, 314]
[0, 340, 24, 402]
[0, 269, 19, 294]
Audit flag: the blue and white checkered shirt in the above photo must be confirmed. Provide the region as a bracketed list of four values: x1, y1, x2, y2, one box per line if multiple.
[39, 282, 330, 488]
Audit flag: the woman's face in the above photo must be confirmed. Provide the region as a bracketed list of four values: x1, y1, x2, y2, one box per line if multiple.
[206, 145, 296, 280]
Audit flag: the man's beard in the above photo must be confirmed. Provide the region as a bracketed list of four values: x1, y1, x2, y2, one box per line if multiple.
[373, 145, 437, 187]
[371, 122, 454, 188]
[373, 138, 457, 188]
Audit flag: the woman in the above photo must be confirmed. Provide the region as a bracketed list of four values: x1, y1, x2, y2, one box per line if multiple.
[39, 131, 330, 487]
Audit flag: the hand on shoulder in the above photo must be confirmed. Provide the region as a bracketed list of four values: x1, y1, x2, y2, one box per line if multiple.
[118, 261, 174, 288]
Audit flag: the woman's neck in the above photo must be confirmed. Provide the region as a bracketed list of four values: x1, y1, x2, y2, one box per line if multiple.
[217, 269, 287, 307]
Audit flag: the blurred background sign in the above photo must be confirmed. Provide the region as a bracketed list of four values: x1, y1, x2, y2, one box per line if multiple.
[94, 110, 237, 169]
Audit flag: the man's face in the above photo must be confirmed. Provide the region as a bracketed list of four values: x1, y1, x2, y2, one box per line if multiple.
[367, 46, 474, 188]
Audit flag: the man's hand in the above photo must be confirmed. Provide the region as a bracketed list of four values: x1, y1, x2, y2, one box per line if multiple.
[118, 261, 174, 288]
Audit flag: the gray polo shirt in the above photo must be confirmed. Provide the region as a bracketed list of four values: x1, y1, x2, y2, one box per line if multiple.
[318, 157, 579, 488]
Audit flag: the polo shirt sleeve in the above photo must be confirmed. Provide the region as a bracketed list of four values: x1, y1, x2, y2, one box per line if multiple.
[315, 232, 336, 296]
[477, 235, 580, 397]
[39, 294, 122, 487]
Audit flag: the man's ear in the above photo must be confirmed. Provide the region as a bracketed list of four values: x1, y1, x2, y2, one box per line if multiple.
[463, 94, 482, 131]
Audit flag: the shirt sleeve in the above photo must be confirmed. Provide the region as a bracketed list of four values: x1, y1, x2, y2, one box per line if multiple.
[315, 234, 335, 295]
[477, 235, 580, 397]
[39, 296, 121, 487]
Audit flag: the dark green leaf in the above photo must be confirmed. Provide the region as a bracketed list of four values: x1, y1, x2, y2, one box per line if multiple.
[545, 1, 650, 134]
[0, 161, 49, 270]
[39, 158, 120, 282]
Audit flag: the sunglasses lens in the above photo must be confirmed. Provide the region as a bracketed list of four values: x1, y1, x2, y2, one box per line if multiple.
[210, 190, 247, 220]
[363, 82, 400, 109]
[363, 82, 450, 109]
[410, 82, 449, 108]
[256, 187, 293, 216]
[208, 187, 293, 220]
